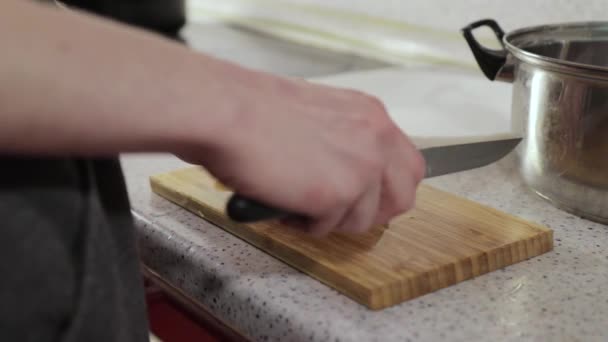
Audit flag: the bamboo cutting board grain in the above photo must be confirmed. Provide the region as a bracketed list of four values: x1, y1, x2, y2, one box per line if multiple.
[149, 167, 553, 310]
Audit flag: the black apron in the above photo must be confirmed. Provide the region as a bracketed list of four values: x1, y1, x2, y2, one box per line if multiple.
[1, 2, 186, 340]
[0, 157, 148, 341]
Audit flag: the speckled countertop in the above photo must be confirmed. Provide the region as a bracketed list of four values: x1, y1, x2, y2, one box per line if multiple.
[123, 21, 608, 342]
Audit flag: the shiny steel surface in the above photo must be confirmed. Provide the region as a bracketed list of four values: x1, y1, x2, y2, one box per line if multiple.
[504, 22, 608, 78]
[421, 138, 522, 178]
[497, 22, 608, 222]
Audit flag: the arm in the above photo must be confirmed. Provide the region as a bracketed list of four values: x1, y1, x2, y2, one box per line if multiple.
[1, 0, 425, 236]
[1, 0, 233, 155]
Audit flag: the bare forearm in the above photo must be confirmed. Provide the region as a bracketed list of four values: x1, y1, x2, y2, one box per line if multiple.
[0, 2, 426, 236]
[0, 0, 242, 155]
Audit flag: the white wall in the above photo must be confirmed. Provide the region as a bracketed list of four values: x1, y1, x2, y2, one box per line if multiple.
[270, 0, 606, 32]
[189, 0, 608, 67]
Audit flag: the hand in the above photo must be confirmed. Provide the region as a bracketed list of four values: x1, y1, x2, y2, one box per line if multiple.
[0, 0, 416, 234]
[178, 66, 425, 237]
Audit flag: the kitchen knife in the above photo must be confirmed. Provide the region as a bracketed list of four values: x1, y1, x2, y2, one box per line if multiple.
[226, 137, 521, 222]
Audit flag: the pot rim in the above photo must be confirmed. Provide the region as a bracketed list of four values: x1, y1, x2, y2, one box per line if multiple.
[503, 21, 608, 77]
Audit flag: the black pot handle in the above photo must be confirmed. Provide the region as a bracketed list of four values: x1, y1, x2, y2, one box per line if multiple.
[461, 19, 508, 81]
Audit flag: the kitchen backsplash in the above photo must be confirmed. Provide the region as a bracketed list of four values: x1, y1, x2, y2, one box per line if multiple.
[188, 0, 608, 68]
[260, 0, 607, 32]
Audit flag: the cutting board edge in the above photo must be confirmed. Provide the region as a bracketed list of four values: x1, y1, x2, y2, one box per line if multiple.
[366, 228, 553, 309]
[149, 174, 378, 308]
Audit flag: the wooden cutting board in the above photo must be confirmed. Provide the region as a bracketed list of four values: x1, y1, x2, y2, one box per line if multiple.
[150, 166, 553, 310]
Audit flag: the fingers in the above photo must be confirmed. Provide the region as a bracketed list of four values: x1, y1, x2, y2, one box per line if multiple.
[306, 207, 349, 237]
[374, 135, 425, 226]
[373, 169, 417, 226]
[334, 179, 381, 234]
[282, 179, 381, 237]
[281, 133, 422, 237]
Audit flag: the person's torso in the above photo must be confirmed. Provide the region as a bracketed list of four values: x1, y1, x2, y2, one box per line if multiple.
[0, 157, 148, 342]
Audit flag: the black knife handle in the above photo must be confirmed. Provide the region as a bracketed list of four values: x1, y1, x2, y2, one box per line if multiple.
[226, 193, 290, 222]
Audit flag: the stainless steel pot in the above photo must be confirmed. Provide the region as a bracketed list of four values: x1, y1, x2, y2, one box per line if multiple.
[462, 19, 608, 223]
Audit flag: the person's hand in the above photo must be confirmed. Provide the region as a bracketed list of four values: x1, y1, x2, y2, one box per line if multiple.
[0, 0, 421, 237]
[178, 65, 425, 237]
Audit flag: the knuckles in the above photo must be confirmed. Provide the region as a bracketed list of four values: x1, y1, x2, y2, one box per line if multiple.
[301, 89, 424, 231]
[356, 95, 402, 148]
[303, 178, 358, 213]
[302, 183, 335, 211]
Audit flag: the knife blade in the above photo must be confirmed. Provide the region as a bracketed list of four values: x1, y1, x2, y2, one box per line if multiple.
[225, 137, 521, 222]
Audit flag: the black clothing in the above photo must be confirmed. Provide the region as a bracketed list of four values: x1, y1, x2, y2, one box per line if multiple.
[0, 158, 149, 341]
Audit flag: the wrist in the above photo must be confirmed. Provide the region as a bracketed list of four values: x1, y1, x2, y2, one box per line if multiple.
[158, 56, 259, 156]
